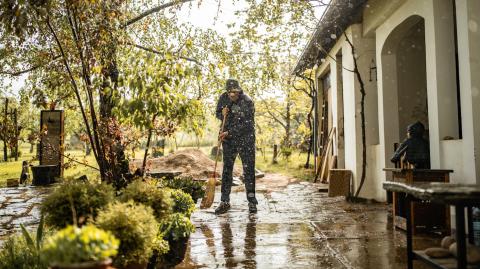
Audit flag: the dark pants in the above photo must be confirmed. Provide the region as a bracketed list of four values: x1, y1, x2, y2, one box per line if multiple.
[221, 137, 257, 204]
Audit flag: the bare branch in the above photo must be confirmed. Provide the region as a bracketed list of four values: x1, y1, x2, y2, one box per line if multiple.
[123, 0, 193, 28]
[0, 56, 61, 76]
[46, 18, 99, 162]
[127, 42, 204, 66]
[260, 100, 287, 129]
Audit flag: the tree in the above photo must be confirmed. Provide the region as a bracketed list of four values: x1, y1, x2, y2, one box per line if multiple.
[0, 0, 210, 188]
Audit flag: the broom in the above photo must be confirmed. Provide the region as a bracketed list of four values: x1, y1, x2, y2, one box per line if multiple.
[200, 111, 228, 209]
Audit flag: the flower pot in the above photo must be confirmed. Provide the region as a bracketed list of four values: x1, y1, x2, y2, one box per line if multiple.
[159, 237, 189, 268]
[50, 259, 114, 269]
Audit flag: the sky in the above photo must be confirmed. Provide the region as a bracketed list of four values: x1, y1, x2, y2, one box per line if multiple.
[5, 0, 327, 97]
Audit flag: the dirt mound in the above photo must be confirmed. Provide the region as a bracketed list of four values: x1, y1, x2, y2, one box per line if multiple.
[132, 149, 241, 180]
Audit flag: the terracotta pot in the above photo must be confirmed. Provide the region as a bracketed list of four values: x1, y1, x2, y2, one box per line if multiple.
[50, 259, 114, 269]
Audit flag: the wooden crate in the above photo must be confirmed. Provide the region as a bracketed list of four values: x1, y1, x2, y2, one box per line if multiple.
[328, 169, 352, 197]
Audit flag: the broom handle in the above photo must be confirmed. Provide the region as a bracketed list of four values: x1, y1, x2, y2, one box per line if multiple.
[213, 111, 228, 179]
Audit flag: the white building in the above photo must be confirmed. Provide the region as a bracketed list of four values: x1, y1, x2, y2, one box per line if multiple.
[294, 0, 480, 201]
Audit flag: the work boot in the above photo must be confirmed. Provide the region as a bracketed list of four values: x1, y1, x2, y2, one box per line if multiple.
[248, 202, 257, 214]
[215, 202, 231, 215]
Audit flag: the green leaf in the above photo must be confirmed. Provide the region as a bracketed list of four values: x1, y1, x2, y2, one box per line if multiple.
[20, 224, 35, 251]
[36, 214, 44, 250]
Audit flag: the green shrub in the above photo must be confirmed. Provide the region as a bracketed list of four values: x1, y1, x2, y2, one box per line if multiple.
[160, 213, 195, 241]
[0, 235, 47, 269]
[41, 181, 115, 228]
[41, 225, 119, 266]
[169, 189, 195, 217]
[161, 177, 205, 202]
[95, 201, 169, 267]
[118, 180, 172, 220]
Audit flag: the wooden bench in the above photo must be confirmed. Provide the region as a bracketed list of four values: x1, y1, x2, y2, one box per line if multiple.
[383, 168, 453, 234]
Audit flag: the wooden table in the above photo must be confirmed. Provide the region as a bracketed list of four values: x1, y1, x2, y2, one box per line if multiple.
[383, 182, 480, 269]
[383, 168, 453, 233]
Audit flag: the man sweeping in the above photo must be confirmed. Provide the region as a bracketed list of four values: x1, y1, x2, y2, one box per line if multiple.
[214, 79, 258, 215]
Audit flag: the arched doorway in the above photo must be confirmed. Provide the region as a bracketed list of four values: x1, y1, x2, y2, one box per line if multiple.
[381, 15, 429, 166]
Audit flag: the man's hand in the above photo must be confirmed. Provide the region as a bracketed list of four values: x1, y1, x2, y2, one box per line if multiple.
[219, 131, 229, 141]
[222, 107, 229, 117]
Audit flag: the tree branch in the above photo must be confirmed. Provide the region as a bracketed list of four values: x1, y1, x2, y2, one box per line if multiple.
[0, 56, 61, 76]
[260, 100, 287, 130]
[123, 0, 193, 28]
[46, 18, 99, 162]
[127, 42, 204, 66]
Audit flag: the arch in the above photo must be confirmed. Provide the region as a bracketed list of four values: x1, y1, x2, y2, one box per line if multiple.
[380, 15, 429, 166]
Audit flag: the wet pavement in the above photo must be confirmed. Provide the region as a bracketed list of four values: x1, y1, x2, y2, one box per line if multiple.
[0, 186, 51, 243]
[0, 174, 441, 268]
[176, 174, 439, 269]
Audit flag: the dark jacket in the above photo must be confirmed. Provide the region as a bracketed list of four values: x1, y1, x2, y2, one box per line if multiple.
[215, 91, 255, 141]
[391, 122, 430, 169]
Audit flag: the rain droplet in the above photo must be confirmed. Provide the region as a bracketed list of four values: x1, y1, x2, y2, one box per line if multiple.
[472, 87, 479, 97]
[469, 20, 478, 33]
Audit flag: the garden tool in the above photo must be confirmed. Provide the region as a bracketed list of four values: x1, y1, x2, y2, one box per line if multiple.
[201, 110, 228, 209]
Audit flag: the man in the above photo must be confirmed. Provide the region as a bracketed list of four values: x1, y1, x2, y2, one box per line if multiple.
[391, 121, 430, 169]
[215, 79, 257, 214]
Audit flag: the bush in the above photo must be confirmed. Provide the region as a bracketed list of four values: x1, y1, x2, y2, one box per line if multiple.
[161, 177, 205, 203]
[95, 201, 169, 267]
[0, 235, 47, 269]
[159, 213, 195, 241]
[41, 225, 119, 266]
[169, 189, 195, 217]
[118, 180, 172, 220]
[41, 181, 115, 228]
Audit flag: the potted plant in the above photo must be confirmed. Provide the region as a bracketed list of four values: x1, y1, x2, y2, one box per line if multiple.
[169, 189, 195, 218]
[158, 213, 195, 268]
[95, 201, 169, 269]
[41, 181, 115, 228]
[160, 177, 205, 204]
[41, 225, 119, 269]
[118, 180, 172, 221]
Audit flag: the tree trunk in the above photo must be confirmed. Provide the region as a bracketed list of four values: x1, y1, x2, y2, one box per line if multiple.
[30, 143, 34, 153]
[13, 109, 18, 161]
[3, 98, 8, 162]
[273, 144, 278, 164]
[284, 93, 291, 146]
[3, 140, 7, 162]
[85, 143, 91, 156]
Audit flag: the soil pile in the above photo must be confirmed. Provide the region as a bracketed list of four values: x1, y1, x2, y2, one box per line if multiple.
[132, 149, 241, 180]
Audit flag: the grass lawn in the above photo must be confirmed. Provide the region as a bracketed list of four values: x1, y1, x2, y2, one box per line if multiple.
[255, 149, 315, 181]
[0, 144, 100, 187]
[0, 144, 314, 187]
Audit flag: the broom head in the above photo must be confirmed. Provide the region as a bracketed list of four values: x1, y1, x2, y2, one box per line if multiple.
[200, 177, 216, 209]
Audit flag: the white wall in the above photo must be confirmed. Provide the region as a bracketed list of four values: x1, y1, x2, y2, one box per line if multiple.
[456, 0, 480, 184]
[376, 0, 459, 173]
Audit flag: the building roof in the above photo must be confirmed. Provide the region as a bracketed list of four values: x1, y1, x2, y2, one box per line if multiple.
[292, 0, 367, 75]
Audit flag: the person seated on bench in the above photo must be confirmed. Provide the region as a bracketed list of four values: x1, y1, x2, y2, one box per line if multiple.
[391, 121, 430, 169]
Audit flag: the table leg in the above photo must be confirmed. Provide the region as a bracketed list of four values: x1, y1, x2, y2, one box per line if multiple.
[406, 195, 413, 269]
[456, 206, 467, 269]
[468, 206, 474, 244]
